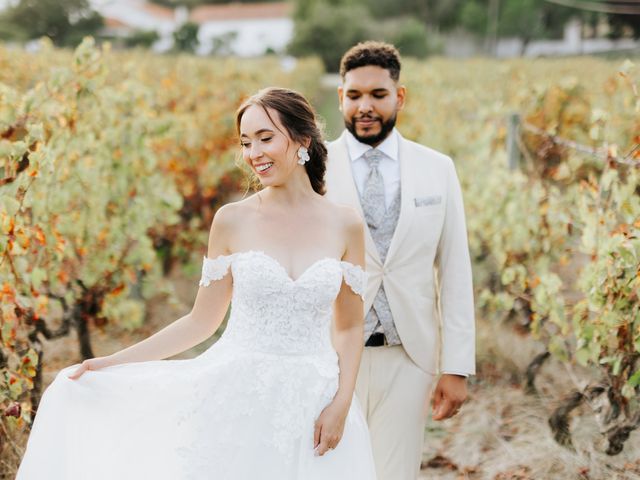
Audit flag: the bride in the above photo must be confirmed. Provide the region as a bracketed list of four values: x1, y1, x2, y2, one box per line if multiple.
[16, 87, 377, 479]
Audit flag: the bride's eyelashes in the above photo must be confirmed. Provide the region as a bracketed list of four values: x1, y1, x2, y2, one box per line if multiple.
[240, 137, 274, 149]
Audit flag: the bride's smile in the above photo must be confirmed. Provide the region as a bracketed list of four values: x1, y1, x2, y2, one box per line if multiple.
[254, 161, 273, 174]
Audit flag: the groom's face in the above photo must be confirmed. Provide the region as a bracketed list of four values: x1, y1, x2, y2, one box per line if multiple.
[338, 65, 405, 147]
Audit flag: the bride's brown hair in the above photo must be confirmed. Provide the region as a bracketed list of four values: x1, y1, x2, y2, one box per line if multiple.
[235, 87, 328, 195]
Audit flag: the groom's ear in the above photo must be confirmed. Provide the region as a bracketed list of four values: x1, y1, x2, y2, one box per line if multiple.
[337, 86, 344, 111]
[396, 84, 406, 111]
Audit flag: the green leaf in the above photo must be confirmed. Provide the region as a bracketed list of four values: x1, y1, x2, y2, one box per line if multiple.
[576, 347, 590, 366]
[621, 383, 636, 399]
[30, 268, 47, 290]
[0, 196, 21, 216]
[548, 336, 568, 362]
[629, 370, 640, 388]
[27, 122, 44, 142]
[612, 356, 622, 376]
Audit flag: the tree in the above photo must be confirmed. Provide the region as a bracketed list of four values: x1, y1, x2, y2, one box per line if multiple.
[608, 13, 640, 39]
[210, 31, 238, 56]
[150, 0, 274, 5]
[0, 0, 103, 46]
[124, 30, 161, 49]
[371, 17, 436, 58]
[500, 0, 574, 47]
[458, 0, 488, 36]
[288, 2, 371, 72]
[456, 0, 576, 54]
[173, 21, 200, 53]
[350, 0, 463, 30]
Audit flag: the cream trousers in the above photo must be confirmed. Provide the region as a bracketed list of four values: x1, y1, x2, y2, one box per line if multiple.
[355, 345, 436, 480]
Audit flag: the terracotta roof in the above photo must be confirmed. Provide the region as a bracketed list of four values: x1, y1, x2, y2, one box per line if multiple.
[190, 2, 291, 23]
[140, 2, 175, 20]
[104, 17, 130, 28]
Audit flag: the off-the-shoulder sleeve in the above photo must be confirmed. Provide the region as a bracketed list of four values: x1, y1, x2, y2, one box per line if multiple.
[199, 254, 234, 287]
[340, 261, 367, 299]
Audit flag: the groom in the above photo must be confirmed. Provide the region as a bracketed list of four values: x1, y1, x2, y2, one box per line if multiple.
[325, 41, 476, 479]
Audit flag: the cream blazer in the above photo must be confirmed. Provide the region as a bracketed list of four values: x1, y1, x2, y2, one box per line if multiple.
[326, 131, 476, 375]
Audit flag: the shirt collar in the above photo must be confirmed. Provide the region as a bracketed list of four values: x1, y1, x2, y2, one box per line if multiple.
[345, 128, 399, 163]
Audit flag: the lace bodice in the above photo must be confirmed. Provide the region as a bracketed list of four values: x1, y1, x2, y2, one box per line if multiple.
[199, 250, 366, 355]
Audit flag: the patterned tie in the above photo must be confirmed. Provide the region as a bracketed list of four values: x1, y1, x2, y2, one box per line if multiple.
[362, 149, 386, 229]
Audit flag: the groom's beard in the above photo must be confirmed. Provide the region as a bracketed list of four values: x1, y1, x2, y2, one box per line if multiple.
[345, 113, 397, 146]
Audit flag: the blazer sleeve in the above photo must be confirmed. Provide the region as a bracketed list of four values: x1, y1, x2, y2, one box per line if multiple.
[435, 156, 476, 375]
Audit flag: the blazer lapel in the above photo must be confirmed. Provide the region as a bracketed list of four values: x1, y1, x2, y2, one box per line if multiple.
[329, 132, 382, 266]
[385, 134, 415, 265]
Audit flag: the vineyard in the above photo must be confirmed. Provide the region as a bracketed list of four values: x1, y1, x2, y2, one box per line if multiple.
[1, 39, 639, 479]
[401, 57, 640, 478]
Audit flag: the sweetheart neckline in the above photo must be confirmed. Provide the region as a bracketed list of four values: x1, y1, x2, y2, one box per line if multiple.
[233, 250, 340, 283]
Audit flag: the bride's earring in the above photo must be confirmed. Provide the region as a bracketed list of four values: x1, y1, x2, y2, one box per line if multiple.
[297, 146, 310, 165]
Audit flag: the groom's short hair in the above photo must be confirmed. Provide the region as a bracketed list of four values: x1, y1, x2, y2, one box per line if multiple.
[339, 41, 401, 81]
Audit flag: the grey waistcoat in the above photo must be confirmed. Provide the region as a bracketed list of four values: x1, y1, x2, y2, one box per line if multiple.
[362, 189, 401, 345]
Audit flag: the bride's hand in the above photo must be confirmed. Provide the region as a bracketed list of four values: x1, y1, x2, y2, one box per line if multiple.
[67, 356, 116, 380]
[313, 399, 349, 456]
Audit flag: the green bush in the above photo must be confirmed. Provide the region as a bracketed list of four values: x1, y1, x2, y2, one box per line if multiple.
[288, 2, 371, 72]
[125, 30, 161, 49]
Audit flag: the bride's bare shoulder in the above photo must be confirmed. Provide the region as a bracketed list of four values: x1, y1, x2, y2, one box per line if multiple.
[214, 194, 260, 221]
[323, 200, 363, 234]
[322, 201, 364, 260]
[209, 194, 260, 235]
[206, 195, 261, 255]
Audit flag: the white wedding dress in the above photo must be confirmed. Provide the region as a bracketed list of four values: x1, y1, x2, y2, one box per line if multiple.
[17, 250, 377, 479]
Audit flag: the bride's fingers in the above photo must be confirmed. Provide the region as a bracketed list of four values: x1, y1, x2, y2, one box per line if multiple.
[67, 363, 87, 380]
[313, 422, 321, 449]
[316, 436, 330, 456]
[315, 427, 331, 456]
[316, 430, 341, 456]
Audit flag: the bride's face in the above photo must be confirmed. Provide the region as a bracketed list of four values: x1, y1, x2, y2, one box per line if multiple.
[239, 105, 300, 188]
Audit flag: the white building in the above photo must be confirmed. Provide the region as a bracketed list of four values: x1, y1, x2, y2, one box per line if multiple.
[91, 0, 293, 56]
[191, 3, 292, 56]
[96, 0, 177, 51]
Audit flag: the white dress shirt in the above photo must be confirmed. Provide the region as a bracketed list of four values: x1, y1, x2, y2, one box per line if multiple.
[345, 128, 400, 210]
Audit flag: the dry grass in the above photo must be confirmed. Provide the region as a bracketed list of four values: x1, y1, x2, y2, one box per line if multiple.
[419, 320, 640, 480]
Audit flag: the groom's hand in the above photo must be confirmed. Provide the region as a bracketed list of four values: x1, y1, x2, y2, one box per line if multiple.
[431, 374, 467, 421]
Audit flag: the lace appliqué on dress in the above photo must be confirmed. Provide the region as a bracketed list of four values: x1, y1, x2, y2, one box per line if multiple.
[199, 254, 234, 287]
[340, 261, 367, 299]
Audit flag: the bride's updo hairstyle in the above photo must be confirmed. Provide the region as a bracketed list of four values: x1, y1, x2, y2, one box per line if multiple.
[236, 87, 328, 195]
